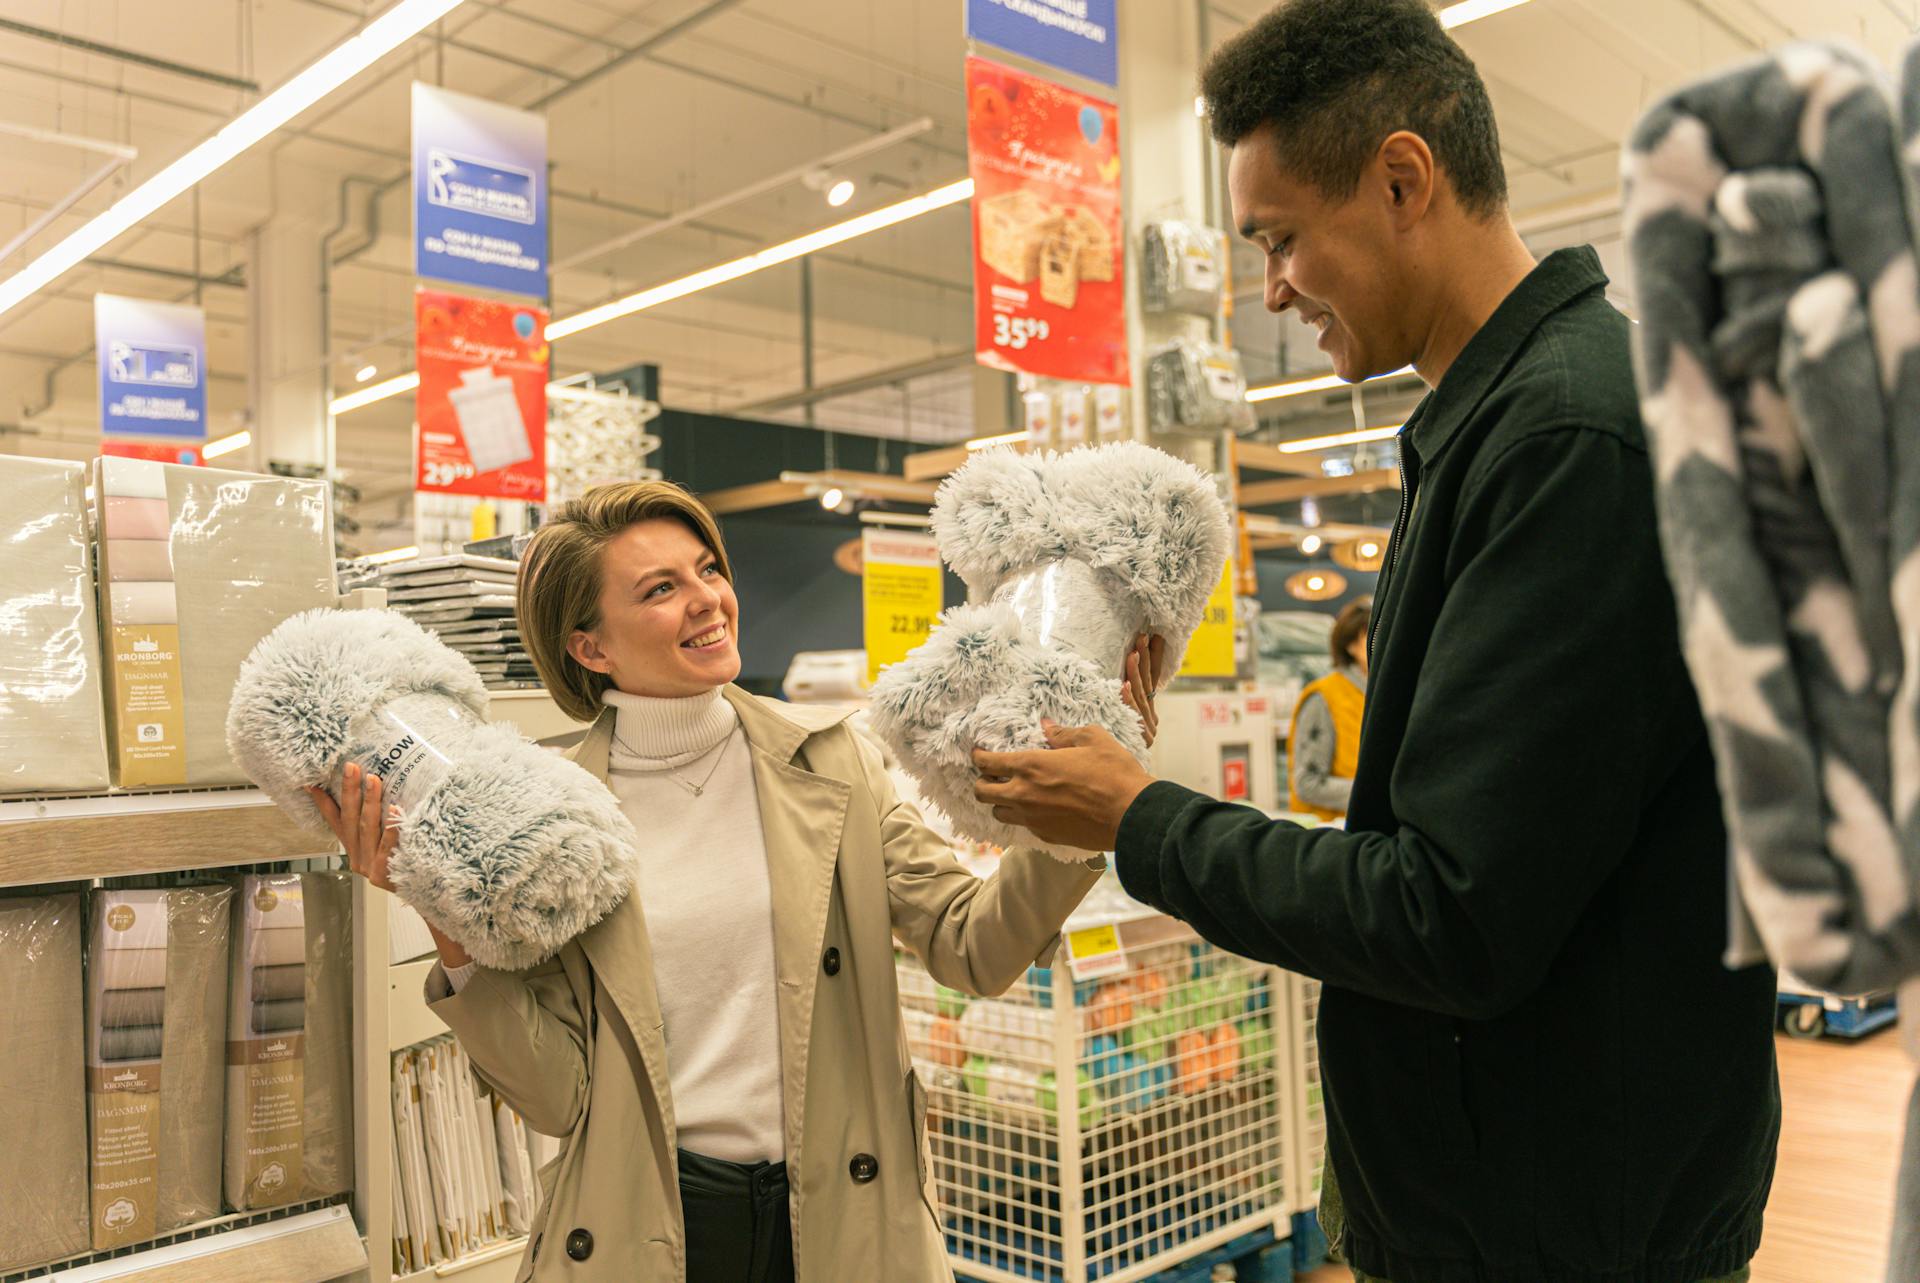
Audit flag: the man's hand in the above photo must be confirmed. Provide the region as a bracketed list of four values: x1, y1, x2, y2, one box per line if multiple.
[973, 722, 1157, 852]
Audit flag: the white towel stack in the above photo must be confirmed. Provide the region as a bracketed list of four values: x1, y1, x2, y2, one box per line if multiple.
[355, 554, 540, 690]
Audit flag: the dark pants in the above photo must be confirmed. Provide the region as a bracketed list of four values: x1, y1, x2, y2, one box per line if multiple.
[679, 1149, 795, 1283]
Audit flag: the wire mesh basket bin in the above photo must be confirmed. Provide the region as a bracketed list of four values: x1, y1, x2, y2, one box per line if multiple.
[897, 930, 1299, 1282]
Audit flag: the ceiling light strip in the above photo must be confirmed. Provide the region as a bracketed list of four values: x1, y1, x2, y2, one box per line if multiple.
[0, 0, 468, 320]
[1276, 424, 1405, 454]
[1437, 0, 1535, 27]
[1245, 365, 1416, 404]
[333, 177, 976, 415]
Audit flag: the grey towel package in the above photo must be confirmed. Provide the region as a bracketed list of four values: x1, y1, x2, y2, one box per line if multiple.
[0, 893, 89, 1272]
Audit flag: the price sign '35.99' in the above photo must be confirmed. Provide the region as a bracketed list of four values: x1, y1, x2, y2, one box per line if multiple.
[967, 56, 1128, 385]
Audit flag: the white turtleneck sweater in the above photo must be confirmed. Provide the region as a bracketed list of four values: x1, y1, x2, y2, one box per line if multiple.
[445, 686, 786, 1163]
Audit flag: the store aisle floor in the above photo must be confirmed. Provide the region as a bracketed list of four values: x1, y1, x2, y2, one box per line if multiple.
[1292, 1028, 1914, 1283]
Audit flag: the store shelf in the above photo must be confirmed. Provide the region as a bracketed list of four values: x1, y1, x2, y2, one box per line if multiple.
[391, 956, 450, 1051]
[396, 1237, 527, 1282]
[482, 690, 590, 743]
[0, 788, 332, 888]
[37, 1205, 364, 1282]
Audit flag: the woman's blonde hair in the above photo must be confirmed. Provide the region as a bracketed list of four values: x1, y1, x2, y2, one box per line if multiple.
[518, 481, 733, 721]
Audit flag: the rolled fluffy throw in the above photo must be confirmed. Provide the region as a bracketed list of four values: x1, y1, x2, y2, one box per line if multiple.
[869, 443, 1229, 858]
[227, 609, 638, 969]
[1622, 41, 1920, 1280]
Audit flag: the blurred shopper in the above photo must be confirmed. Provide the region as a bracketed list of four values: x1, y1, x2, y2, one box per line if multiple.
[1287, 597, 1371, 820]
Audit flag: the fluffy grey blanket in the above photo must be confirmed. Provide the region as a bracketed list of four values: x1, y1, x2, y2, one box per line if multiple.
[1622, 42, 1920, 1279]
[868, 443, 1229, 859]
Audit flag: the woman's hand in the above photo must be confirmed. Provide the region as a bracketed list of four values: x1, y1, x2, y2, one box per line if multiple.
[1120, 633, 1166, 748]
[308, 764, 474, 969]
[308, 762, 398, 892]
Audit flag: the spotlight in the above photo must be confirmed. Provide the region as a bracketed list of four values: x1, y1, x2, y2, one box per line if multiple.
[1298, 533, 1323, 556]
[354, 364, 378, 383]
[820, 487, 846, 511]
[1359, 540, 1381, 558]
[826, 179, 856, 207]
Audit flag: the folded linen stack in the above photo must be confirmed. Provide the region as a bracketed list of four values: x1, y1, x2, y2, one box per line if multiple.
[86, 887, 231, 1248]
[366, 554, 539, 689]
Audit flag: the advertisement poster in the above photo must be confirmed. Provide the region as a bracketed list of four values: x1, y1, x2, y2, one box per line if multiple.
[1178, 558, 1236, 678]
[966, 0, 1117, 87]
[862, 530, 943, 686]
[413, 83, 549, 299]
[966, 57, 1127, 385]
[415, 288, 547, 501]
[94, 294, 207, 440]
[102, 440, 202, 466]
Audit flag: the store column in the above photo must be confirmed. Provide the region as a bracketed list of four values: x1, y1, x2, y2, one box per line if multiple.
[1115, 0, 1219, 470]
[247, 217, 330, 475]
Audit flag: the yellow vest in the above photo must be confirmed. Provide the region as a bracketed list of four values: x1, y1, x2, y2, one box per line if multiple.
[1287, 669, 1365, 820]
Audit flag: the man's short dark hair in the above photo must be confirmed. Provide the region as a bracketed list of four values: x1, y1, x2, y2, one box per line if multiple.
[1202, 0, 1508, 219]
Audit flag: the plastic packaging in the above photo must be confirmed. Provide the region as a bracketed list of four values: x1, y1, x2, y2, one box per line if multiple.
[991, 559, 1145, 674]
[93, 456, 334, 789]
[1142, 220, 1225, 316]
[227, 609, 637, 969]
[1146, 339, 1256, 436]
[0, 456, 111, 793]
[223, 872, 354, 1210]
[86, 885, 232, 1248]
[0, 892, 90, 1272]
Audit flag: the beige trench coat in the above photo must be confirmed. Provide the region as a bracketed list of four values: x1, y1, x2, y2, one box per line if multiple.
[428, 686, 1103, 1282]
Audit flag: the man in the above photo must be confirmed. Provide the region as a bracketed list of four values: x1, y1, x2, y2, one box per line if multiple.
[973, 2, 1780, 1281]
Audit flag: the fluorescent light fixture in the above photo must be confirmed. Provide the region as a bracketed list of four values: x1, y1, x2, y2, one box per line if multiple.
[859, 510, 933, 527]
[827, 179, 856, 207]
[363, 545, 420, 565]
[1298, 533, 1323, 555]
[331, 371, 419, 415]
[354, 363, 378, 383]
[0, 0, 468, 320]
[332, 177, 976, 416]
[201, 429, 251, 460]
[547, 177, 973, 341]
[1245, 366, 1415, 403]
[1438, 0, 1535, 26]
[1193, 95, 1208, 117]
[1276, 423, 1404, 454]
[965, 430, 1027, 451]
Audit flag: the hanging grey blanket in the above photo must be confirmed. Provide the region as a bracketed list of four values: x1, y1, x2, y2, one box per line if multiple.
[1622, 41, 1920, 1281]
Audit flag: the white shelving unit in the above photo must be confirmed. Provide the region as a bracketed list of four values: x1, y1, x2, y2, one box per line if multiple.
[0, 688, 590, 1283]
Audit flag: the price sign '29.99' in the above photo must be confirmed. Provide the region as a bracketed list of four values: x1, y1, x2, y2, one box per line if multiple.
[967, 56, 1128, 385]
[414, 288, 548, 501]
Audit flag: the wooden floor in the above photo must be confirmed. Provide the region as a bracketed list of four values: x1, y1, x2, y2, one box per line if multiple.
[1293, 1029, 1915, 1282]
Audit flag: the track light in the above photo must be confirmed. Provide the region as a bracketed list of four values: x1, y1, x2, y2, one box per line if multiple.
[354, 364, 378, 383]
[819, 487, 846, 511]
[1298, 533, 1323, 556]
[827, 179, 856, 207]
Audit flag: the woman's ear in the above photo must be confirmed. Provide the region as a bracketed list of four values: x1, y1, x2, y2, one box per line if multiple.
[567, 629, 614, 675]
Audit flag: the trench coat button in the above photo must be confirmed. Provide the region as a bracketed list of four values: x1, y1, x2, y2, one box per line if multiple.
[823, 946, 842, 976]
[850, 1152, 878, 1183]
[565, 1228, 594, 1260]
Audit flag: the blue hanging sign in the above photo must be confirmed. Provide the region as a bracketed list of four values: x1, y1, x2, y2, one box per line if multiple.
[413, 83, 549, 298]
[966, 0, 1118, 87]
[95, 294, 207, 440]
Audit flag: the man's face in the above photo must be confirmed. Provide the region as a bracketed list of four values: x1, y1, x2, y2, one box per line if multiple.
[1229, 123, 1408, 382]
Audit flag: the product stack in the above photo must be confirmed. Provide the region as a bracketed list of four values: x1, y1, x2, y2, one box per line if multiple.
[896, 933, 1287, 1282]
[0, 873, 354, 1275]
[362, 554, 539, 689]
[390, 1036, 544, 1274]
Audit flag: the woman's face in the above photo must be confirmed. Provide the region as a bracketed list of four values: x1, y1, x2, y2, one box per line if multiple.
[566, 518, 741, 699]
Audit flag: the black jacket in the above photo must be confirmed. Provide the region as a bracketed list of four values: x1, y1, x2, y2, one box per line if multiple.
[1115, 248, 1780, 1283]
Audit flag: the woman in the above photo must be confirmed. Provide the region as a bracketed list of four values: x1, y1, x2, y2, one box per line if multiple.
[1286, 596, 1370, 821]
[311, 480, 1162, 1283]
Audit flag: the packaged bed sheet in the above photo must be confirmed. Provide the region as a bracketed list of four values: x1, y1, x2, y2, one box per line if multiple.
[0, 892, 90, 1272]
[92, 457, 334, 788]
[86, 886, 232, 1248]
[0, 456, 110, 794]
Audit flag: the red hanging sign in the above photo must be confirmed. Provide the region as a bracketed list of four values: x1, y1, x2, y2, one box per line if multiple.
[966, 56, 1127, 385]
[414, 288, 547, 501]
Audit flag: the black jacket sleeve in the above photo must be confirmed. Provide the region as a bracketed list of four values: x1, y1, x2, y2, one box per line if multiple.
[1116, 426, 1691, 1020]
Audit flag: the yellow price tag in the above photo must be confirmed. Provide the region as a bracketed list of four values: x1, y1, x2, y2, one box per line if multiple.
[862, 530, 944, 686]
[1178, 558, 1236, 678]
[1066, 922, 1128, 978]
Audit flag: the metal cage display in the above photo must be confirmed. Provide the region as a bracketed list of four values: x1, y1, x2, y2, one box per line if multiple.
[897, 924, 1307, 1283]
